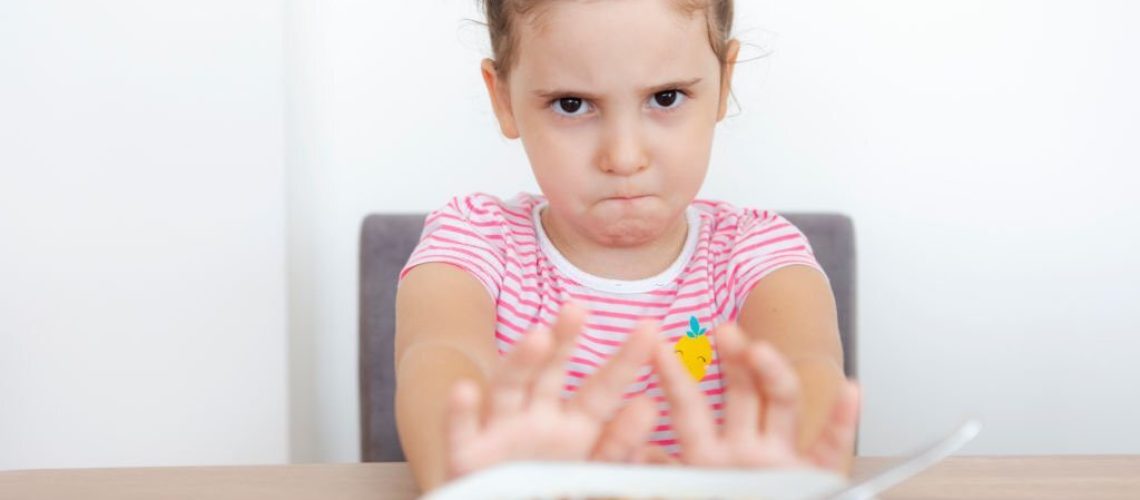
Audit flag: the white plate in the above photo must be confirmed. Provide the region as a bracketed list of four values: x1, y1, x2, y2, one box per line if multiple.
[423, 419, 983, 500]
[423, 461, 848, 500]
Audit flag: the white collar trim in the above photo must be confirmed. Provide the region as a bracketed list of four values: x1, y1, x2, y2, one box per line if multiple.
[531, 201, 701, 294]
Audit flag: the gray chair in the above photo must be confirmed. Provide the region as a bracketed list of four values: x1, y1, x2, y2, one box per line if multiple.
[359, 212, 856, 462]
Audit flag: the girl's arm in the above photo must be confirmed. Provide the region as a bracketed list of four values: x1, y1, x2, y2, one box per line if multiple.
[736, 265, 853, 469]
[395, 263, 498, 491]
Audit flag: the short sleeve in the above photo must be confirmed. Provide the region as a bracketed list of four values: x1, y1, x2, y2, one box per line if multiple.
[728, 209, 825, 315]
[398, 194, 506, 301]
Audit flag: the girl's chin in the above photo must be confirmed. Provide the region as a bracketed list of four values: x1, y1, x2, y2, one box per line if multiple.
[588, 213, 676, 247]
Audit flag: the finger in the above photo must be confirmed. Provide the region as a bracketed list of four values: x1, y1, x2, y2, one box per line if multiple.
[489, 325, 553, 418]
[749, 341, 801, 440]
[590, 393, 658, 462]
[571, 320, 658, 420]
[632, 444, 681, 465]
[446, 379, 483, 478]
[531, 301, 588, 405]
[715, 322, 761, 439]
[653, 342, 717, 456]
[808, 380, 861, 472]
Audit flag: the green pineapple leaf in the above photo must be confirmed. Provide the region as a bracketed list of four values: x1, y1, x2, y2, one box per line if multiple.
[686, 316, 706, 338]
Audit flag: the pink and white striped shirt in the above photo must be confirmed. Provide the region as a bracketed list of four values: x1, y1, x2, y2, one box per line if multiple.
[398, 192, 825, 454]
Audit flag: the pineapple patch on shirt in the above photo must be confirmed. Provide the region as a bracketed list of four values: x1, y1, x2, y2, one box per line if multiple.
[673, 316, 713, 381]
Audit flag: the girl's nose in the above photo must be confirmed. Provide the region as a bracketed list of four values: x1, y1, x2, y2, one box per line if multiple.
[598, 116, 649, 176]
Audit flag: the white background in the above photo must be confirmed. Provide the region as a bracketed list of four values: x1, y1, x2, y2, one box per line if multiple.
[1, 1, 287, 468]
[3, 0, 1138, 468]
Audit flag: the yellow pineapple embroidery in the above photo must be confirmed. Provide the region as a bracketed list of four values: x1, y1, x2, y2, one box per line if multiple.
[673, 316, 713, 381]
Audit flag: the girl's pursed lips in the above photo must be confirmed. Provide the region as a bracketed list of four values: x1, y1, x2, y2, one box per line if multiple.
[605, 194, 651, 201]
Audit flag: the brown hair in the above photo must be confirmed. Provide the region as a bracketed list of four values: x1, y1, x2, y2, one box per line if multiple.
[480, 0, 735, 77]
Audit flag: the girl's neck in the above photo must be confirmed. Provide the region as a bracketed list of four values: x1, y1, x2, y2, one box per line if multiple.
[539, 206, 691, 282]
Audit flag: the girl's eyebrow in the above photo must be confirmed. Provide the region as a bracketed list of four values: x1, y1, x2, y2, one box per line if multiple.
[532, 77, 703, 100]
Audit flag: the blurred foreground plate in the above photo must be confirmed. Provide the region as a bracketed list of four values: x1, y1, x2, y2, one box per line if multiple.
[423, 462, 846, 500]
[422, 419, 982, 500]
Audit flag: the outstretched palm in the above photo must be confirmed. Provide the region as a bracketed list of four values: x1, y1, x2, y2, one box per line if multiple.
[445, 302, 661, 479]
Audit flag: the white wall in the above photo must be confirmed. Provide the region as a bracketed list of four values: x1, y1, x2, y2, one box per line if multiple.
[286, 0, 1140, 462]
[0, 1, 288, 468]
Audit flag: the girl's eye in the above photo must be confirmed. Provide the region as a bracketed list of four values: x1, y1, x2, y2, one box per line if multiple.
[648, 90, 686, 110]
[551, 97, 591, 117]
[549, 92, 684, 116]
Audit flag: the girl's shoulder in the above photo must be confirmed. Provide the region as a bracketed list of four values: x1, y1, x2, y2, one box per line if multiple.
[403, 192, 545, 299]
[690, 198, 796, 243]
[421, 192, 545, 251]
[691, 198, 823, 315]
[430, 191, 544, 228]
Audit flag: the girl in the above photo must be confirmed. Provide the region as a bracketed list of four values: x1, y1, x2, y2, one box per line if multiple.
[395, 0, 860, 490]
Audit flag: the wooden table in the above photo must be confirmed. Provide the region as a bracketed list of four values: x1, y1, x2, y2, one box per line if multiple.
[1, 456, 1137, 499]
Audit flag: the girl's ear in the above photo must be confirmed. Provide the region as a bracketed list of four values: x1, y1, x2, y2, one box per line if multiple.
[481, 58, 520, 139]
[716, 39, 741, 121]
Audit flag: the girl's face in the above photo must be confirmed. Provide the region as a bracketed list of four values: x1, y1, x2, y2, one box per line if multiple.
[483, 0, 738, 248]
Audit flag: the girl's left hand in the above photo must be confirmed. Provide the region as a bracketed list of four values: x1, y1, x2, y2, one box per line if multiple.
[635, 321, 860, 473]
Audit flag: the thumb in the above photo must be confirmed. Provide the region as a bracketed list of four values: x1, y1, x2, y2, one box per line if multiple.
[446, 379, 484, 478]
[806, 380, 861, 473]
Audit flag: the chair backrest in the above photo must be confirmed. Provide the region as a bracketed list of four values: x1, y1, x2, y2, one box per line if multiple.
[359, 212, 856, 462]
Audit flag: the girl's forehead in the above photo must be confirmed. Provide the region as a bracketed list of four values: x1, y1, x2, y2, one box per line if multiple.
[511, 0, 719, 86]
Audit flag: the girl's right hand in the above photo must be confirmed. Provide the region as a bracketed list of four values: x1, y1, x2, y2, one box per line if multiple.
[444, 302, 661, 480]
